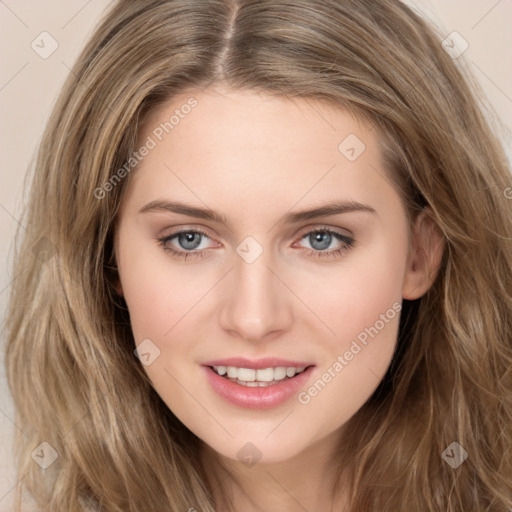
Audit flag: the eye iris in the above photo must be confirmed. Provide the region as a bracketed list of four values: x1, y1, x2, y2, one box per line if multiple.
[310, 231, 331, 250]
[178, 232, 202, 250]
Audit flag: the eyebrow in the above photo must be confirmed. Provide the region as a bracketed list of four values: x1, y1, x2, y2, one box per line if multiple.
[138, 199, 376, 225]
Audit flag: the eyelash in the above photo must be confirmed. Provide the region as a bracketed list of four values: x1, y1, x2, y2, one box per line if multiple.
[156, 227, 355, 261]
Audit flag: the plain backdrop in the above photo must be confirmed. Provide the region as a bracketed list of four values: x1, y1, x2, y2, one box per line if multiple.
[1, 0, 511, 508]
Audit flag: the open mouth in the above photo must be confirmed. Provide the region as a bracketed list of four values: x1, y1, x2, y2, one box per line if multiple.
[209, 365, 312, 387]
[204, 362, 316, 409]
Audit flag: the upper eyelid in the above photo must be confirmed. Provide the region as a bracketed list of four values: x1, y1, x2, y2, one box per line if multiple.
[296, 224, 353, 238]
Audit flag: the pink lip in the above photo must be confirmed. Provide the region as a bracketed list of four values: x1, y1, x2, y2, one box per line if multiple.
[202, 357, 313, 370]
[202, 364, 315, 410]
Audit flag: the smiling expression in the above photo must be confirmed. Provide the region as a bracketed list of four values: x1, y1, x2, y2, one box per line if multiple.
[115, 85, 423, 464]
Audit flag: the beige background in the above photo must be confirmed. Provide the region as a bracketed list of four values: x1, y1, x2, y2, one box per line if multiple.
[0, 0, 511, 508]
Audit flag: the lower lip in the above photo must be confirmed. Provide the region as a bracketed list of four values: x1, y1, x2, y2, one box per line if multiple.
[203, 365, 315, 409]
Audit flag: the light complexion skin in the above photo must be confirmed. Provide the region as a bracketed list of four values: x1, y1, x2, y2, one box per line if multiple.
[114, 85, 444, 511]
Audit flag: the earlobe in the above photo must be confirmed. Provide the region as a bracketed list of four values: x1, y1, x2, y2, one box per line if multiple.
[402, 208, 445, 300]
[114, 279, 124, 297]
[111, 235, 124, 297]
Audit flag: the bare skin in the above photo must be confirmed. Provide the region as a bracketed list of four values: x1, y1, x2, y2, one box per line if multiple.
[115, 85, 443, 511]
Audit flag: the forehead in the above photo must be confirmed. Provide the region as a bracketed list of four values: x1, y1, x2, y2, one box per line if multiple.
[139, 86, 372, 161]
[122, 86, 395, 218]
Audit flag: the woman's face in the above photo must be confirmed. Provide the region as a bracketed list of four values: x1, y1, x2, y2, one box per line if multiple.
[115, 86, 427, 464]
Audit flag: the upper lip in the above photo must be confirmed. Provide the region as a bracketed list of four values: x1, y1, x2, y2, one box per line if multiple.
[202, 357, 314, 370]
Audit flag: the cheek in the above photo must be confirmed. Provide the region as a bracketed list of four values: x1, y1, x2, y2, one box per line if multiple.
[291, 224, 407, 425]
[117, 241, 209, 417]
[298, 223, 408, 348]
[116, 230, 205, 344]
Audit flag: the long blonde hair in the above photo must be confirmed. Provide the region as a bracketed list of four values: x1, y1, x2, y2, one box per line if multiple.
[6, 0, 512, 510]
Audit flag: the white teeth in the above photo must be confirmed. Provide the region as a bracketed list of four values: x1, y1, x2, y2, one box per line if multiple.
[286, 367, 297, 378]
[227, 366, 238, 378]
[273, 367, 288, 380]
[255, 368, 274, 382]
[237, 380, 274, 387]
[213, 365, 308, 382]
[237, 368, 256, 381]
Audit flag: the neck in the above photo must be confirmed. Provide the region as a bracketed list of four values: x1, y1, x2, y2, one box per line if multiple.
[200, 429, 351, 512]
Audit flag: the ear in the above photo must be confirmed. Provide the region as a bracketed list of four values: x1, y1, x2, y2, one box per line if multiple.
[109, 235, 124, 297]
[114, 278, 124, 297]
[402, 207, 445, 300]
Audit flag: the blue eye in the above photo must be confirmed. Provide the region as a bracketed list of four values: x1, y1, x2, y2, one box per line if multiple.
[157, 227, 355, 261]
[175, 232, 203, 251]
[307, 231, 337, 250]
[157, 229, 214, 260]
[296, 229, 355, 259]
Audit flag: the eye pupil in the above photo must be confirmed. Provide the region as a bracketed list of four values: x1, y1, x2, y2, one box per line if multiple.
[178, 232, 202, 250]
[310, 231, 331, 250]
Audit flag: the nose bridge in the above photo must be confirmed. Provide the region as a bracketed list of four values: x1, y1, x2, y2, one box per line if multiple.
[218, 240, 293, 340]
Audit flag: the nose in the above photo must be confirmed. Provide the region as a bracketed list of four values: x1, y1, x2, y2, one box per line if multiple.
[218, 247, 294, 342]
